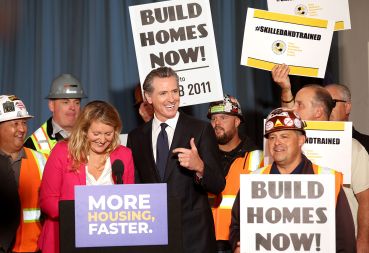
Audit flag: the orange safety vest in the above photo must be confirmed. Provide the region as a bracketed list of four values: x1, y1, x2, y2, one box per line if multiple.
[211, 150, 263, 241]
[12, 148, 47, 252]
[256, 164, 343, 204]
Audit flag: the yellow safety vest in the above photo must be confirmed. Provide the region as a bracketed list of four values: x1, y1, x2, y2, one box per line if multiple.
[255, 164, 343, 204]
[29, 121, 57, 155]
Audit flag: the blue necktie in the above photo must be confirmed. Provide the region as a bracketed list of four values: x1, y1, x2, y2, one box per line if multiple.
[156, 123, 169, 181]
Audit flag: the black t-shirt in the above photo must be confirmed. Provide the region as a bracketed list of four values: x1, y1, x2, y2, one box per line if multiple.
[219, 136, 259, 176]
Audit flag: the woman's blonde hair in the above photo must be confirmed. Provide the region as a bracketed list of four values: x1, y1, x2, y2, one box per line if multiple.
[68, 100, 122, 171]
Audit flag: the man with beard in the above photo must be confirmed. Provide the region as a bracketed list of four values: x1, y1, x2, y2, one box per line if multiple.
[207, 94, 263, 253]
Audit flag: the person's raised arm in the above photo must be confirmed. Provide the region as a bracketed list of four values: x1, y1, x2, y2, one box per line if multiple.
[271, 64, 295, 108]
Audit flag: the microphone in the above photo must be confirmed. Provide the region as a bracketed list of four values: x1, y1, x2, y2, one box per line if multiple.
[112, 159, 124, 184]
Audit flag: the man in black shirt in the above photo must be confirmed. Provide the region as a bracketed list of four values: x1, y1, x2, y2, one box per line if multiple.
[207, 95, 263, 253]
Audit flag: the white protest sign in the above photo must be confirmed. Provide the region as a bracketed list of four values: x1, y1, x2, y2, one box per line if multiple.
[264, 121, 352, 184]
[241, 8, 334, 78]
[119, 134, 128, 146]
[129, 0, 223, 106]
[240, 174, 336, 253]
[267, 0, 351, 31]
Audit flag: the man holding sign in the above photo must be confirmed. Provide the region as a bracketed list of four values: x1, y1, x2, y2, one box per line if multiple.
[230, 108, 355, 252]
[272, 64, 369, 252]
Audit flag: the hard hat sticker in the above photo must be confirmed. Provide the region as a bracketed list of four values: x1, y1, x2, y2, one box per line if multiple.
[284, 117, 294, 126]
[3, 101, 15, 113]
[294, 118, 302, 128]
[15, 101, 25, 109]
[265, 121, 274, 131]
[274, 119, 283, 127]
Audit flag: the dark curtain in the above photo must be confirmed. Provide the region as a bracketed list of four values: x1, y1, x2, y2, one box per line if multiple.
[0, 0, 338, 148]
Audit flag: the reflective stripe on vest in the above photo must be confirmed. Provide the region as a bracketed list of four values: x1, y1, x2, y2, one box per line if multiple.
[30, 122, 57, 155]
[210, 150, 264, 208]
[219, 195, 236, 209]
[212, 150, 264, 241]
[253, 165, 271, 174]
[32, 124, 51, 150]
[23, 209, 41, 223]
[13, 148, 47, 252]
[254, 164, 342, 204]
[248, 150, 264, 172]
[28, 148, 47, 177]
[312, 164, 342, 204]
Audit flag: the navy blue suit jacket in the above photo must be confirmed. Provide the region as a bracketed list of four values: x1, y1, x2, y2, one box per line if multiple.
[127, 112, 225, 253]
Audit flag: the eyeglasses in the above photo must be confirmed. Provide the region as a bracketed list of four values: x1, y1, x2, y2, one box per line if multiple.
[333, 99, 347, 103]
[332, 99, 347, 108]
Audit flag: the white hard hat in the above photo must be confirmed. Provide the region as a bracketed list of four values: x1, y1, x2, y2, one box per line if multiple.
[0, 95, 33, 123]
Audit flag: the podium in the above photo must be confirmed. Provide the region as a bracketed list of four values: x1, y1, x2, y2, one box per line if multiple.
[59, 197, 183, 253]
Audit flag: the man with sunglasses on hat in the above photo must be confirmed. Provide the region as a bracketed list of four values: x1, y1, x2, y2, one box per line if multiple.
[229, 108, 356, 253]
[272, 64, 369, 252]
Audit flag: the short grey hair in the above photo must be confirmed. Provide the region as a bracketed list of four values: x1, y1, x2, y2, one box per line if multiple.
[326, 83, 351, 102]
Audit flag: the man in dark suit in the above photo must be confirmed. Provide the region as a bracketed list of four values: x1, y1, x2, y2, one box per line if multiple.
[127, 67, 225, 253]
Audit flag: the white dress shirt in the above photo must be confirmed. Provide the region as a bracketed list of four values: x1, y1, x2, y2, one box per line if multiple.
[51, 118, 70, 139]
[151, 112, 179, 162]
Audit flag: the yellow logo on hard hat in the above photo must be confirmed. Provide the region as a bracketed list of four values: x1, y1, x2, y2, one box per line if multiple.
[274, 119, 283, 127]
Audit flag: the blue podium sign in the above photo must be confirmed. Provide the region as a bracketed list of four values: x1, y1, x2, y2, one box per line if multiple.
[74, 183, 168, 247]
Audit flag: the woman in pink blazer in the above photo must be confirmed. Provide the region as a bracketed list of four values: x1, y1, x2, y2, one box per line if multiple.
[38, 101, 135, 253]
